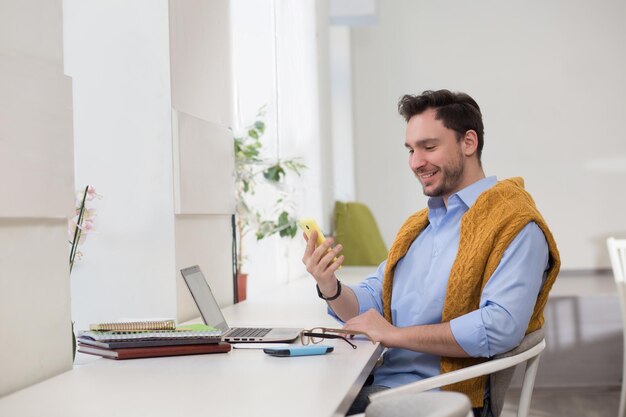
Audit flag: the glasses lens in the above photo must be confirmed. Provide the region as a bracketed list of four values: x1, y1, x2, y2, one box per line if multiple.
[310, 327, 323, 344]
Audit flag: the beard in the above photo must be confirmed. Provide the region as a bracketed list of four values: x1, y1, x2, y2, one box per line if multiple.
[418, 148, 465, 198]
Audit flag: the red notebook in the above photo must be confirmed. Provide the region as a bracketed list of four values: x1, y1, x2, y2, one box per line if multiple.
[78, 341, 231, 360]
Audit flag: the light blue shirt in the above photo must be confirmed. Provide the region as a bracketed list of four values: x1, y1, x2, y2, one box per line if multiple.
[330, 176, 549, 388]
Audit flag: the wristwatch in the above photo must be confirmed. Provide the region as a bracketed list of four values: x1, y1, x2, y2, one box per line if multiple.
[316, 279, 342, 301]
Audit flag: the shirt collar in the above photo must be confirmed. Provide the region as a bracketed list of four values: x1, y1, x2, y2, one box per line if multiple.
[427, 176, 497, 210]
[455, 176, 497, 208]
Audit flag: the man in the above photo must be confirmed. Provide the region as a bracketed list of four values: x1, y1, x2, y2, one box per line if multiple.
[302, 90, 560, 416]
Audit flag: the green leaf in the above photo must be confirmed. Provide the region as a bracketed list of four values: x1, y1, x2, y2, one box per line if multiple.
[278, 211, 289, 226]
[242, 148, 259, 160]
[263, 164, 285, 182]
[254, 121, 265, 134]
[256, 221, 274, 240]
[277, 212, 297, 238]
[279, 224, 298, 238]
[248, 129, 259, 139]
[284, 159, 306, 175]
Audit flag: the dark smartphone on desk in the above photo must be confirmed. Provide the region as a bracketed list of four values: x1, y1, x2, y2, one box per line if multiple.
[264, 345, 334, 357]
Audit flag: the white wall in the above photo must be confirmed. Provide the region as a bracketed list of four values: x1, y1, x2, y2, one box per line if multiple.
[64, 0, 177, 330]
[349, 0, 626, 270]
[0, 0, 74, 396]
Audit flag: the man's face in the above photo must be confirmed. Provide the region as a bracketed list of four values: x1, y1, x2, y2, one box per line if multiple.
[405, 108, 467, 200]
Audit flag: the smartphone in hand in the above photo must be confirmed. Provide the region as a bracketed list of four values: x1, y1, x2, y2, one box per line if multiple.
[299, 218, 340, 265]
[299, 218, 327, 246]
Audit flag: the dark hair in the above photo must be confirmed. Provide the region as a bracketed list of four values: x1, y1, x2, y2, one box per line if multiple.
[398, 89, 484, 161]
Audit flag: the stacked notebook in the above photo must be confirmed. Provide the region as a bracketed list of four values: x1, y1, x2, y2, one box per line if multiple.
[77, 320, 230, 360]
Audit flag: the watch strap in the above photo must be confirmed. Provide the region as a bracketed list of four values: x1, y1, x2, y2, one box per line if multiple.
[316, 279, 342, 301]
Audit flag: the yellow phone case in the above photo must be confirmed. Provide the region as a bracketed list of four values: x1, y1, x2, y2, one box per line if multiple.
[299, 218, 339, 265]
[298, 218, 327, 246]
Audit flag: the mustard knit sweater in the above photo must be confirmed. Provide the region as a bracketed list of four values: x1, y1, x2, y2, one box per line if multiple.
[382, 177, 560, 407]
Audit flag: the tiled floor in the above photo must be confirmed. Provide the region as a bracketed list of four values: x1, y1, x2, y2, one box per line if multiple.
[503, 386, 620, 417]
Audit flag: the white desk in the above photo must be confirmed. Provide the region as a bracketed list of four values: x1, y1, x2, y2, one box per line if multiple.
[3, 267, 611, 416]
[0, 276, 383, 417]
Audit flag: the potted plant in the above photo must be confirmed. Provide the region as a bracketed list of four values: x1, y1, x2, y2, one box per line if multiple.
[68, 185, 101, 359]
[233, 106, 306, 302]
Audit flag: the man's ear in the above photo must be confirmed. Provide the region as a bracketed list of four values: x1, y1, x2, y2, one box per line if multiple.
[462, 130, 479, 157]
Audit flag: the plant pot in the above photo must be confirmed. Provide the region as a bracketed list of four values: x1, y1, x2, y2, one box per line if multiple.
[237, 272, 248, 302]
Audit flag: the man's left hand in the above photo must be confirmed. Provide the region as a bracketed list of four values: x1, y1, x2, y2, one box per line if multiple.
[343, 308, 398, 347]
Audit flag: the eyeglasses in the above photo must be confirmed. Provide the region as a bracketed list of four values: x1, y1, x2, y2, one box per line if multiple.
[300, 327, 374, 350]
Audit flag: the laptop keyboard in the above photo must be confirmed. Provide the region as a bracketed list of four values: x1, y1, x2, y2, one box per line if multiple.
[228, 327, 271, 338]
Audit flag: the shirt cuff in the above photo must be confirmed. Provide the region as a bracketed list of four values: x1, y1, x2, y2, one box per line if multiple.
[450, 310, 489, 357]
[327, 283, 383, 323]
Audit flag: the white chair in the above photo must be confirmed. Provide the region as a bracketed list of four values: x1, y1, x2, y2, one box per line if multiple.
[608, 237, 626, 417]
[359, 329, 545, 417]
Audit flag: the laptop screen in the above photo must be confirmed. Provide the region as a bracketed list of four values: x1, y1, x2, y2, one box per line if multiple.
[180, 265, 230, 333]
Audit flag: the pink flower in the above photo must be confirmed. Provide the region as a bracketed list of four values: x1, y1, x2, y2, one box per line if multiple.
[69, 185, 102, 272]
[80, 219, 95, 233]
[86, 186, 102, 201]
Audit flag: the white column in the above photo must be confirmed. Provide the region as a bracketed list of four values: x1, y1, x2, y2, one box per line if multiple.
[0, 0, 74, 396]
[169, 0, 236, 319]
[64, 0, 177, 330]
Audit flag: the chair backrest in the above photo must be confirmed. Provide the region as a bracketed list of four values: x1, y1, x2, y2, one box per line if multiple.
[607, 238, 626, 322]
[608, 238, 626, 285]
[489, 328, 545, 417]
[607, 238, 626, 417]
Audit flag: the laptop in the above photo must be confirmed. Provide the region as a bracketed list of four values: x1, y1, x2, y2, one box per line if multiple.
[180, 265, 301, 343]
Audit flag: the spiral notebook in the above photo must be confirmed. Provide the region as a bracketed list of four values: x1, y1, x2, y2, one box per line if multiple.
[89, 319, 177, 332]
[78, 328, 221, 343]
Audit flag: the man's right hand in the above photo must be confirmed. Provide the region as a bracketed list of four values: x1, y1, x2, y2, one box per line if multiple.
[301, 230, 345, 297]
